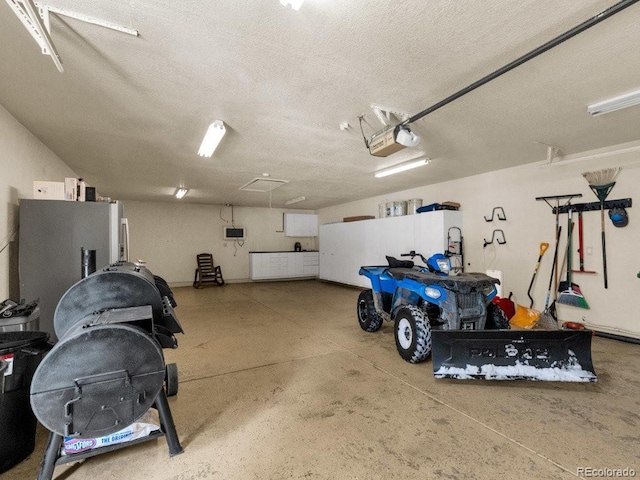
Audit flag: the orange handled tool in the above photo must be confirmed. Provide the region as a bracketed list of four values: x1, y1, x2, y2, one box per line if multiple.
[527, 242, 550, 308]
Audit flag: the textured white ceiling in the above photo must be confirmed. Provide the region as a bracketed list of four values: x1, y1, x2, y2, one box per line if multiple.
[1, 0, 639, 209]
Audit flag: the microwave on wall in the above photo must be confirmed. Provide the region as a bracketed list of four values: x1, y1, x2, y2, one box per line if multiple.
[223, 226, 246, 241]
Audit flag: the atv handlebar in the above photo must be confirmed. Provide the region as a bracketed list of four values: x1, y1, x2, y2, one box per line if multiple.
[401, 251, 429, 265]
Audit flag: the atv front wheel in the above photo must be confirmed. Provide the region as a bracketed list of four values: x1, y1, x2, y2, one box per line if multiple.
[393, 305, 432, 363]
[357, 290, 383, 332]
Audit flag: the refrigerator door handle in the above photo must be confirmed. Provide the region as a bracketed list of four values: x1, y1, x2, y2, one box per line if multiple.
[120, 218, 130, 261]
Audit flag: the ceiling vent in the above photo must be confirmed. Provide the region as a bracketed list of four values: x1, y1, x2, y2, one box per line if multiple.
[239, 178, 289, 192]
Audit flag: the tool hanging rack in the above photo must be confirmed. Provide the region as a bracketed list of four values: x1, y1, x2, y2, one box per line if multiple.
[484, 207, 507, 222]
[483, 229, 506, 248]
[552, 198, 632, 214]
[536, 193, 582, 210]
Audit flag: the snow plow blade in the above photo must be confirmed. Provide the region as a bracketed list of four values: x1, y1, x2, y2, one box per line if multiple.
[431, 329, 596, 382]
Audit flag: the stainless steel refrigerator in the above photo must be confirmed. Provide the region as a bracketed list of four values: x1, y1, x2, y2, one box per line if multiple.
[19, 199, 129, 341]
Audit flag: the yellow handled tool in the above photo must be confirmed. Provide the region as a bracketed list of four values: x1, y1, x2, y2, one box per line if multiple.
[527, 242, 549, 308]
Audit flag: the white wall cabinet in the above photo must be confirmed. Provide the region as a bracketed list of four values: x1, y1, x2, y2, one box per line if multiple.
[250, 251, 319, 280]
[284, 213, 318, 237]
[319, 210, 462, 288]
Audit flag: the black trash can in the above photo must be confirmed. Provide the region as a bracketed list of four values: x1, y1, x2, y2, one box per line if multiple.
[0, 331, 50, 474]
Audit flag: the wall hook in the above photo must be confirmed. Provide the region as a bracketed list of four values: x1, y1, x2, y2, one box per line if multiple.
[483, 229, 507, 248]
[484, 207, 507, 222]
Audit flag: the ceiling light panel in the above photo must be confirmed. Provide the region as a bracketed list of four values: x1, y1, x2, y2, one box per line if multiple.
[239, 178, 289, 192]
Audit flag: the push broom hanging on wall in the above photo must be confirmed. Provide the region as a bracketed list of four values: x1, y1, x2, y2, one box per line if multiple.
[557, 210, 589, 308]
[582, 167, 622, 289]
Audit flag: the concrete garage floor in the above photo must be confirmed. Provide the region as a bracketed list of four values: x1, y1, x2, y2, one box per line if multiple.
[13, 280, 640, 479]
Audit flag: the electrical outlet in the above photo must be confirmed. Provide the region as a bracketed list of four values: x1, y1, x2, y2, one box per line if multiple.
[586, 247, 592, 255]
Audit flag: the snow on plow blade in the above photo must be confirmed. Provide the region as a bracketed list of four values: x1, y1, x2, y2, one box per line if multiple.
[432, 330, 596, 382]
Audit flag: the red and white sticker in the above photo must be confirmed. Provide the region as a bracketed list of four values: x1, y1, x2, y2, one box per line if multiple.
[0, 353, 14, 376]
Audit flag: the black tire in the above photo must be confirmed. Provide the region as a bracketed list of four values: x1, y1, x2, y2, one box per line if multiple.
[357, 290, 383, 332]
[393, 305, 432, 363]
[165, 362, 179, 397]
[485, 302, 510, 330]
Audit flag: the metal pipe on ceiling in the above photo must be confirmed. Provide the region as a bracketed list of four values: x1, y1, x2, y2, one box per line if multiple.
[402, 0, 640, 126]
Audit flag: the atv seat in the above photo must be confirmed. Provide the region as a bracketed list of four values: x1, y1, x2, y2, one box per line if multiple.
[387, 267, 420, 281]
[386, 256, 414, 268]
[193, 253, 225, 288]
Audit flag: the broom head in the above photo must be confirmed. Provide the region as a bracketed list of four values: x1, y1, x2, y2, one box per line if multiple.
[536, 310, 559, 329]
[588, 182, 616, 203]
[536, 300, 559, 329]
[582, 167, 621, 202]
[557, 286, 589, 309]
[582, 167, 621, 186]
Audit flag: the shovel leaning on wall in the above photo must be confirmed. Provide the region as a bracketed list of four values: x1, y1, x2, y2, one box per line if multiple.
[510, 242, 550, 329]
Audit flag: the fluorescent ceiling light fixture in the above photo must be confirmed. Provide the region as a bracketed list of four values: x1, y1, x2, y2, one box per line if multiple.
[280, 0, 304, 10]
[587, 89, 640, 116]
[375, 158, 429, 178]
[285, 196, 306, 205]
[198, 120, 226, 157]
[175, 188, 188, 199]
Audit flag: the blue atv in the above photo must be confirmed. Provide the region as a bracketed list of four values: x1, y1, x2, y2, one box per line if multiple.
[358, 251, 508, 363]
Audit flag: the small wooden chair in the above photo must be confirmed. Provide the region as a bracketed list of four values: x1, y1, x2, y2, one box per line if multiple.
[193, 253, 225, 288]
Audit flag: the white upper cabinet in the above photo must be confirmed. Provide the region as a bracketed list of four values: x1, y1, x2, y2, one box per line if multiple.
[284, 213, 318, 237]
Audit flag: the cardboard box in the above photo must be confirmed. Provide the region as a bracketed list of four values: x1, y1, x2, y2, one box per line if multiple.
[368, 128, 406, 157]
[64, 178, 77, 201]
[343, 216, 375, 222]
[33, 181, 65, 200]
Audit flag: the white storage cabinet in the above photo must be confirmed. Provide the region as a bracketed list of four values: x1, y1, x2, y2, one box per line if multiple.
[319, 210, 462, 288]
[250, 252, 319, 280]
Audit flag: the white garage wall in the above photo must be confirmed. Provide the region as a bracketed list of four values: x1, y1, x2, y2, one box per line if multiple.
[317, 143, 640, 339]
[0, 105, 77, 299]
[125, 201, 317, 285]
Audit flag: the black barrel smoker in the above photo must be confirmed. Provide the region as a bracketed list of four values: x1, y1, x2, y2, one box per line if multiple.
[29, 262, 184, 480]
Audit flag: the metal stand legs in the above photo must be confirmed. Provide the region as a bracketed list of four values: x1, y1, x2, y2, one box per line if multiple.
[37, 432, 63, 480]
[155, 390, 184, 456]
[36, 392, 182, 480]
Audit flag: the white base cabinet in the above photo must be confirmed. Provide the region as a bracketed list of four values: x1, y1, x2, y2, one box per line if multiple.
[250, 252, 319, 280]
[319, 210, 462, 288]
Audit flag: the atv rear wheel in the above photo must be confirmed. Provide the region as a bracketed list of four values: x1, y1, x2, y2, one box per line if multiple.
[357, 290, 383, 332]
[485, 302, 510, 330]
[393, 305, 432, 363]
